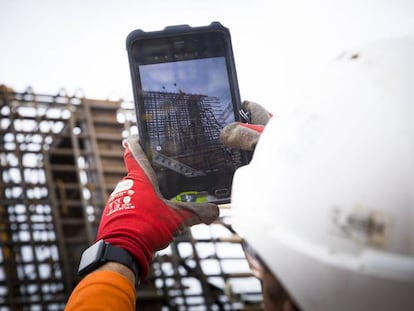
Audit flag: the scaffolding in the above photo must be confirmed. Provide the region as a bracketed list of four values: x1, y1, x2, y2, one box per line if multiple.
[0, 87, 263, 310]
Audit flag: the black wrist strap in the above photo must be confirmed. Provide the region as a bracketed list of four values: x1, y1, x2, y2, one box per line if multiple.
[103, 243, 140, 281]
[78, 240, 140, 284]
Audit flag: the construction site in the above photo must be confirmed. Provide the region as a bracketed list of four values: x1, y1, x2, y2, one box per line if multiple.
[0, 87, 263, 310]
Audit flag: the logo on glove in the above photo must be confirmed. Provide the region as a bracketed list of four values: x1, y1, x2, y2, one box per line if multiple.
[107, 179, 136, 216]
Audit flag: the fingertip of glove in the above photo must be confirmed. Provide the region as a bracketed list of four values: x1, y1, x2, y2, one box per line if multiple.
[196, 202, 220, 225]
[242, 100, 272, 125]
[220, 122, 238, 145]
[174, 201, 220, 226]
[122, 134, 139, 148]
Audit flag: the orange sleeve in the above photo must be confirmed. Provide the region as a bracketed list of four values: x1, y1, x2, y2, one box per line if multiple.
[64, 270, 136, 311]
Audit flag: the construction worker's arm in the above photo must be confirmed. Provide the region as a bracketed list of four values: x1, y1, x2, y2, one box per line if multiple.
[65, 263, 135, 310]
[65, 135, 219, 310]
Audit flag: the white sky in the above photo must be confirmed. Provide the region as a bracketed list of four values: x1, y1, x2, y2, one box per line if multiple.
[1, 0, 414, 112]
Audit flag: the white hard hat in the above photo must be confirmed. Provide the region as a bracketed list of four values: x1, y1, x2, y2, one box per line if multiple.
[231, 36, 414, 310]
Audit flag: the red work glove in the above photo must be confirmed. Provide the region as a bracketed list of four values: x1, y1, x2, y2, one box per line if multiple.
[97, 135, 219, 279]
[220, 101, 272, 151]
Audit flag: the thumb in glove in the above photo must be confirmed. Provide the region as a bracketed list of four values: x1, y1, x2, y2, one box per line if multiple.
[220, 101, 272, 151]
[97, 135, 219, 279]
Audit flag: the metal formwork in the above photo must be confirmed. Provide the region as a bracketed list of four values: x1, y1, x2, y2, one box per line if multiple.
[0, 87, 263, 310]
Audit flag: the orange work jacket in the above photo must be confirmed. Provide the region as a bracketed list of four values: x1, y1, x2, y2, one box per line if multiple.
[65, 270, 135, 310]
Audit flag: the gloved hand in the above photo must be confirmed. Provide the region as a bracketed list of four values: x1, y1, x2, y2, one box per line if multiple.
[220, 100, 272, 151]
[97, 135, 219, 279]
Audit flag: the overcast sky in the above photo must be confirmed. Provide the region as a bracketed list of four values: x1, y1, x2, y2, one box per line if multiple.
[140, 57, 230, 98]
[1, 0, 414, 112]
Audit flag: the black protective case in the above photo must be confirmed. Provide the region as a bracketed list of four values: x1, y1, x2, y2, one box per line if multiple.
[126, 22, 247, 203]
